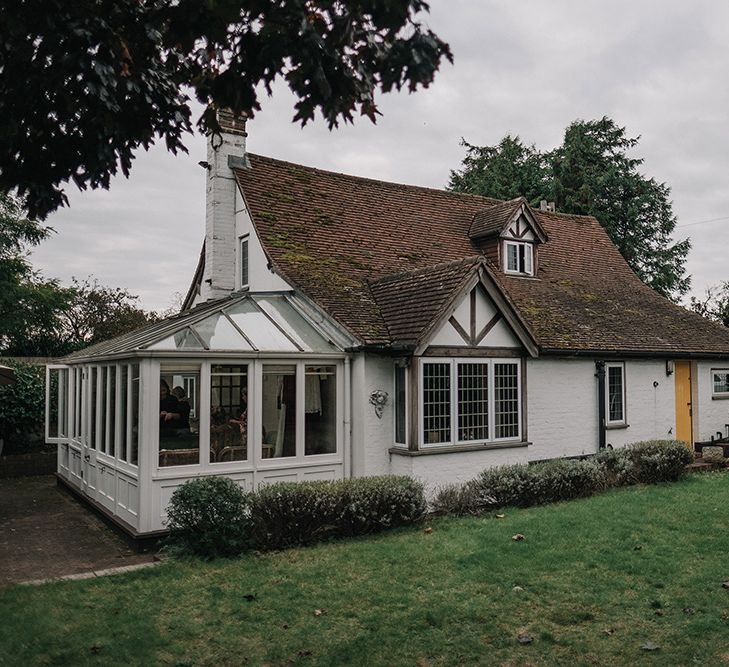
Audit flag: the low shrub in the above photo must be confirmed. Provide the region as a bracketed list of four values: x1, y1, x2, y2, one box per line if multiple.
[435, 440, 694, 516]
[165, 476, 252, 558]
[248, 480, 342, 550]
[467, 458, 606, 509]
[339, 475, 427, 536]
[0, 360, 46, 454]
[249, 476, 426, 551]
[594, 447, 635, 487]
[430, 483, 492, 516]
[625, 439, 694, 483]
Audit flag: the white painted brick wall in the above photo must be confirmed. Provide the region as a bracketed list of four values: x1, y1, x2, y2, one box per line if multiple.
[356, 353, 394, 477]
[200, 130, 245, 301]
[527, 358, 676, 457]
[360, 355, 689, 489]
[604, 361, 675, 448]
[234, 189, 291, 292]
[405, 447, 529, 497]
[695, 361, 729, 441]
[526, 358, 598, 459]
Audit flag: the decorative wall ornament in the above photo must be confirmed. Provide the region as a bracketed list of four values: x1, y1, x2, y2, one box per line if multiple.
[369, 390, 389, 419]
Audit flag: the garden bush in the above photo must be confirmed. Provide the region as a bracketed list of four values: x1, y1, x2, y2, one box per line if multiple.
[249, 476, 426, 551]
[594, 447, 635, 487]
[165, 476, 252, 558]
[429, 482, 485, 517]
[0, 360, 46, 454]
[625, 439, 694, 483]
[434, 440, 694, 515]
[466, 458, 606, 509]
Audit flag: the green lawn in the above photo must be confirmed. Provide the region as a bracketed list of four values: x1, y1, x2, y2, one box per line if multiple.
[2, 472, 729, 666]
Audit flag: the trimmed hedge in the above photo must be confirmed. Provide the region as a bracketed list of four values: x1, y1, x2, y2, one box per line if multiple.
[249, 476, 426, 551]
[434, 439, 693, 515]
[166, 475, 426, 557]
[166, 441, 692, 557]
[0, 360, 46, 454]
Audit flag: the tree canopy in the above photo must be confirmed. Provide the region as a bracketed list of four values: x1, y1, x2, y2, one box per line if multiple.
[0, 192, 160, 356]
[448, 117, 691, 301]
[690, 283, 729, 328]
[0, 193, 74, 356]
[0, 0, 451, 219]
[448, 135, 549, 206]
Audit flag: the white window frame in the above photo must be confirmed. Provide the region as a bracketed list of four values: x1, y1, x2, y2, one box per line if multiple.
[45, 364, 71, 444]
[393, 364, 408, 447]
[419, 357, 522, 448]
[711, 368, 729, 398]
[605, 362, 626, 425]
[503, 240, 534, 276]
[239, 234, 250, 290]
[153, 359, 344, 472]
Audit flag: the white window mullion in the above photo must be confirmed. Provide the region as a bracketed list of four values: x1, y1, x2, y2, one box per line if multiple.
[296, 360, 305, 459]
[516, 362, 522, 441]
[450, 361, 457, 446]
[488, 361, 495, 443]
[199, 361, 212, 472]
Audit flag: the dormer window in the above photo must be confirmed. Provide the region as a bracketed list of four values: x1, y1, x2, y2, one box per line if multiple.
[504, 241, 534, 276]
[468, 197, 547, 279]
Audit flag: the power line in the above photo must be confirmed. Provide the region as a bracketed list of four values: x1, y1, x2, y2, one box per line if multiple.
[675, 215, 729, 229]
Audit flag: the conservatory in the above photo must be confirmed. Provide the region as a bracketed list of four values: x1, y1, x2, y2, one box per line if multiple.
[46, 292, 353, 537]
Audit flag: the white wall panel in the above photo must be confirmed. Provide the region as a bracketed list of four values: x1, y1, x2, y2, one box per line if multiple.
[695, 361, 729, 441]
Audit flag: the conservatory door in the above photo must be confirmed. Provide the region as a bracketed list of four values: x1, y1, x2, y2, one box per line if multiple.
[45, 364, 71, 479]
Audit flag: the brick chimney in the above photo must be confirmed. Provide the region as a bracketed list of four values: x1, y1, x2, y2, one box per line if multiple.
[200, 109, 248, 301]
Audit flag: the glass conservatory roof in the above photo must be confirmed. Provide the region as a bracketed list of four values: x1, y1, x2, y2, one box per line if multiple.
[64, 293, 344, 361]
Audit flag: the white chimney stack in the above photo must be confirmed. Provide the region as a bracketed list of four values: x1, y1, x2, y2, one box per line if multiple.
[200, 109, 247, 301]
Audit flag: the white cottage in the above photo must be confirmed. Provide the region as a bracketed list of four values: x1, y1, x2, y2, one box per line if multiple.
[46, 112, 729, 539]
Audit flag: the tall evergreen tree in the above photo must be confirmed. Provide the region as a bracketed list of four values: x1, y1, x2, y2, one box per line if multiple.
[449, 117, 691, 301]
[551, 118, 690, 299]
[448, 136, 550, 205]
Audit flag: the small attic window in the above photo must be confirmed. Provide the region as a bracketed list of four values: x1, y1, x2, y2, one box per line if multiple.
[239, 235, 249, 288]
[504, 241, 533, 276]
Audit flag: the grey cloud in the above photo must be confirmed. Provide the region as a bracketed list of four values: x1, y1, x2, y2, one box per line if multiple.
[32, 0, 729, 310]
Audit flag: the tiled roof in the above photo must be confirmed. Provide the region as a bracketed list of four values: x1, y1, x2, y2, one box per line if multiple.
[235, 154, 729, 356]
[369, 257, 483, 347]
[469, 198, 525, 239]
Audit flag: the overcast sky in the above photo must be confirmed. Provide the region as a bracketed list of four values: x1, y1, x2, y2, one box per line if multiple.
[32, 0, 729, 311]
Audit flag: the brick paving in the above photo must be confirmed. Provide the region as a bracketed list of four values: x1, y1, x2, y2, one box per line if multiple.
[0, 476, 155, 586]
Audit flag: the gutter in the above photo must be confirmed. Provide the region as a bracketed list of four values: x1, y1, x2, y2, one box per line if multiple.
[540, 347, 729, 361]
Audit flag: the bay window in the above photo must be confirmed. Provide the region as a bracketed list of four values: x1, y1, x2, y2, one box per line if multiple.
[421, 359, 522, 446]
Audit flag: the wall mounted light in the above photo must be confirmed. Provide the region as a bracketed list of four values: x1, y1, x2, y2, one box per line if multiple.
[665, 360, 675, 376]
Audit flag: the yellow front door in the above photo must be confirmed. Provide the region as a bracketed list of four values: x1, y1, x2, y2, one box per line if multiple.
[674, 361, 693, 448]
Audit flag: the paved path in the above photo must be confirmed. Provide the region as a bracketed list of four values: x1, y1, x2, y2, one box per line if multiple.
[0, 476, 155, 586]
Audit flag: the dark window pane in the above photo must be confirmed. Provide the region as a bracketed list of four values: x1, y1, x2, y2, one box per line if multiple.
[608, 366, 624, 422]
[423, 363, 451, 444]
[395, 366, 407, 445]
[458, 363, 489, 441]
[494, 363, 519, 439]
[263, 365, 296, 458]
[210, 365, 248, 464]
[159, 368, 200, 467]
[305, 366, 336, 455]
